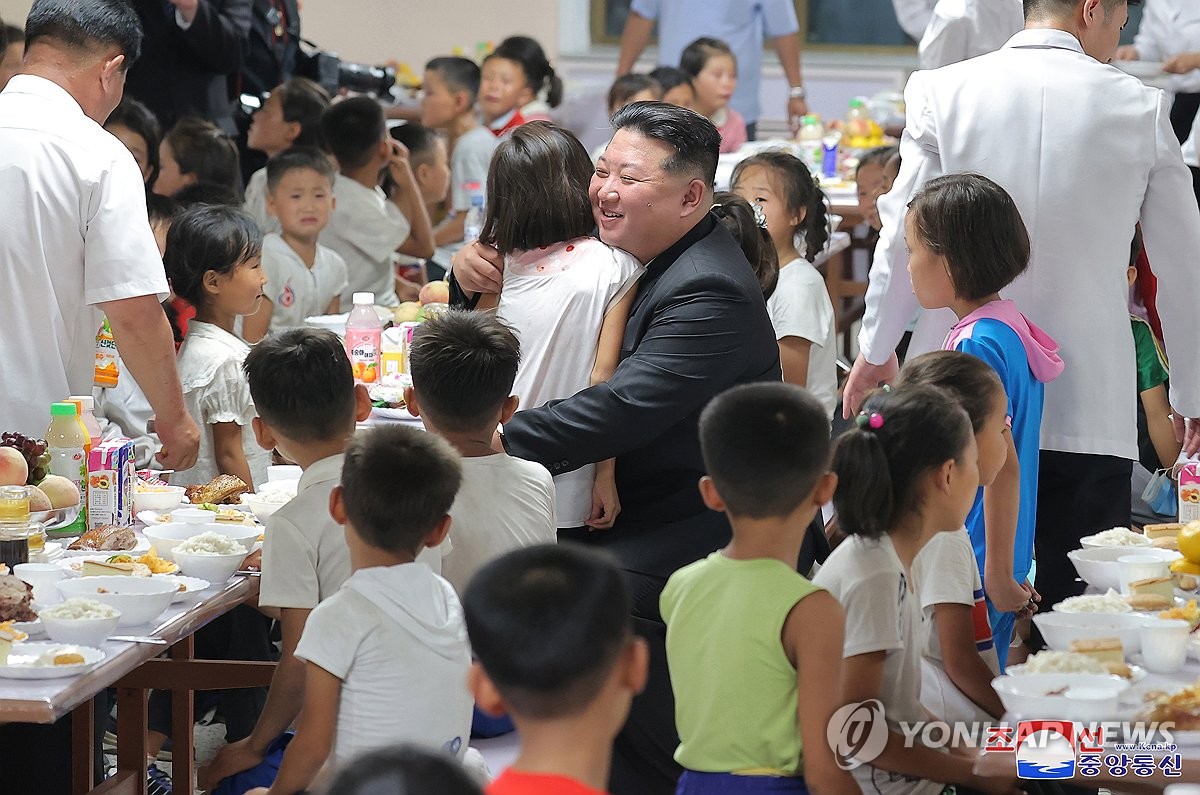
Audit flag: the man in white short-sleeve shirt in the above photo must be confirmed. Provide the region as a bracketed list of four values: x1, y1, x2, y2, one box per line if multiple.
[0, 0, 198, 468]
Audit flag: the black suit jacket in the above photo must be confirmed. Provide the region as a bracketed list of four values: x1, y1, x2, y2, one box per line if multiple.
[125, 0, 253, 134]
[239, 0, 300, 100]
[505, 214, 782, 578]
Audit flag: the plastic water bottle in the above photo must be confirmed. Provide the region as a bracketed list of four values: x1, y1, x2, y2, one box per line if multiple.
[345, 292, 383, 385]
[462, 182, 485, 243]
[797, 114, 825, 171]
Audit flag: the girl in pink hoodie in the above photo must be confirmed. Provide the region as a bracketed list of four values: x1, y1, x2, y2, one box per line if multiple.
[904, 172, 1064, 668]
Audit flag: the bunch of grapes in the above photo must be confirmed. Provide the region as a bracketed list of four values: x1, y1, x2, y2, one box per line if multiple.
[0, 432, 50, 484]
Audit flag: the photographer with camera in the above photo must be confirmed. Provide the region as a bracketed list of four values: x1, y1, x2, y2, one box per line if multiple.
[125, 0, 252, 136]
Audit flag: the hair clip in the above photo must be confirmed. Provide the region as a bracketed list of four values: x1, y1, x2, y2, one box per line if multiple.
[751, 201, 768, 230]
[881, 384, 892, 393]
[855, 411, 885, 430]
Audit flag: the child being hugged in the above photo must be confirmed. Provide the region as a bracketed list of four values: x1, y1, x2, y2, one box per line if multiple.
[814, 385, 1017, 795]
[247, 425, 474, 795]
[480, 36, 563, 137]
[906, 172, 1061, 665]
[165, 205, 271, 489]
[679, 37, 745, 153]
[477, 121, 643, 531]
[662, 383, 854, 795]
[897, 351, 1018, 723]
[242, 148, 348, 341]
[732, 151, 837, 419]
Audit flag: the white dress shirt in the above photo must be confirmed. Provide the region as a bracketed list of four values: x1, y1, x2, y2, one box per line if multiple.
[1133, 0, 1200, 94]
[918, 0, 1024, 69]
[892, 0, 938, 41]
[0, 75, 168, 437]
[861, 29, 1200, 460]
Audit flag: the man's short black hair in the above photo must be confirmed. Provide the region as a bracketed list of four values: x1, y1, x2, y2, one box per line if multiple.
[265, 146, 336, 193]
[611, 100, 720, 188]
[699, 383, 831, 519]
[1023, 0, 1140, 19]
[408, 310, 520, 434]
[3, 24, 22, 51]
[321, 96, 385, 171]
[243, 328, 357, 443]
[908, 172, 1030, 302]
[340, 426, 462, 555]
[26, 0, 142, 65]
[390, 122, 441, 167]
[425, 56, 482, 103]
[464, 545, 632, 719]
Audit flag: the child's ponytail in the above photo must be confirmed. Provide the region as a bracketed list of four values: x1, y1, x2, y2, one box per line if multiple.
[831, 385, 973, 539]
[712, 191, 779, 299]
[544, 65, 564, 109]
[800, 179, 830, 263]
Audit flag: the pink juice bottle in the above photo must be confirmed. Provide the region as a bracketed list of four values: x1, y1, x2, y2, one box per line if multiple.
[345, 292, 382, 384]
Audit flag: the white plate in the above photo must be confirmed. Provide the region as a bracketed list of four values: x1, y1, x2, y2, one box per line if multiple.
[61, 535, 150, 558]
[1007, 662, 1147, 683]
[13, 618, 44, 638]
[0, 642, 104, 678]
[55, 554, 178, 577]
[139, 508, 257, 528]
[154, 575, 211, 602]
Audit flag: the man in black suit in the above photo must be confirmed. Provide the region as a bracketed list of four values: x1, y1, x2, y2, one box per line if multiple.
[124, 0, 252, 135]
[455, 102, 781, 795]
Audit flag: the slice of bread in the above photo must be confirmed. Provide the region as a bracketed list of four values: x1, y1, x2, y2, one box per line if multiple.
[1069, 637, 1125, 667]
[1145, 523, 1184, 540]
[81, 560, 134, 577]
[1153, 536, 1181, 551]
[1129, 575, 1176, 602]
[1127, 593, 1174, 612]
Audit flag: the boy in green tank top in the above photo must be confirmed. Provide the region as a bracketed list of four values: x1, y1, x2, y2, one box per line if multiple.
[660, 383, 858, 795]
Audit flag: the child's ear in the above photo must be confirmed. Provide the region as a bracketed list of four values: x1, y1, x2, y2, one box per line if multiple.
[424, 514, 452, 548]
[812, 471, 838, 508]
[403, 386, 421, 418]
[265, 191, 279, 219]
[935, 459, 956, 494]
[468, 663, 509, 717]
[352, 383, 372, 423]
[251, 416, 278, 452]
[329, 485, 348, 526]
[455, 89, 474, 115]
[498, 394, 520, 424]
[623, 636, 650, 696]
[202, 268, 222, 296]
[698, 476, 726, 513]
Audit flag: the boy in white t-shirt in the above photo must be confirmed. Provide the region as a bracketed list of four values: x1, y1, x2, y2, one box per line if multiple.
[405, 310, 557, 596]
[243, 148, 348, 342]
[246, 424, 474, 795]
[198, 328, 372, 791]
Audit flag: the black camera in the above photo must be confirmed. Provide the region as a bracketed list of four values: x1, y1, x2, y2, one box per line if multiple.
[299, 43, 396, 99]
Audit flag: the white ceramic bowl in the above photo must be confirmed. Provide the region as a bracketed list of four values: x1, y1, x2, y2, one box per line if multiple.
[1080, 532, 1155, 550]
[40, 610, 120, 647]
[239, 493, 292, 522]
[1033, 611, 1150, 654]
[1068, 546, 1181, 591]
[993, 672, 1130, 722]
[56, 576, 178, 627]
[143, 523, 260, 562]
[132, 486, 185, 514]
[172, 548, 248, 583]
[171, 507, 217, 524]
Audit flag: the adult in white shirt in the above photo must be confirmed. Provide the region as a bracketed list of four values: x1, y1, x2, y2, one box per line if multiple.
[0, 0, 198, 469]
[919, 0, 1025, 69]
[894, 0, 940, 40]
[1116, 0, 1200, 141]
[843, 0, 1200, 613]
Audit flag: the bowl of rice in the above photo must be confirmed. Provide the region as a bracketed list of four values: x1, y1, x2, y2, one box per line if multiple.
[993, 672, 1129, 722]
[1080, 527, 1153, 549]
[1054, 589, 1135, 615]
[171, 532, 249, 583]
[144, 522, 260, 562]
[1007, 651, 1109, 676]
[39, 598, 120, 647]
[56, 577, 178, 627]
[1034, 609, 1148, 653]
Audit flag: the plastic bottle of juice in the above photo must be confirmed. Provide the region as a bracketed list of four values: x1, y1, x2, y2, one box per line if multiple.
[797, 114, 825, 171]
[46, 402, 87, 535]
[68, 396, 101, 453]
[94, 318, 119, 388]
[345, 292, 383, 385]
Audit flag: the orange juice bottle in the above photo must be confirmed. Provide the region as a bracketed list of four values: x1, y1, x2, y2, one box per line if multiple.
[94, 318, 119, 388]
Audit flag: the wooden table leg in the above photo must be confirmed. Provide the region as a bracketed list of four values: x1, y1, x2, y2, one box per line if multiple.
[116, 687, 148, 795]
[170, 635, 196, 794]
[71, 696, 95, 795]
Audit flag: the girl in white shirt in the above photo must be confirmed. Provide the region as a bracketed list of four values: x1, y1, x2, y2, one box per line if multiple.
[732, 151, 839, 419]
[165, 205, 271, 490]
[813, 385, 1015, 795]
[476, 121, 643, 530]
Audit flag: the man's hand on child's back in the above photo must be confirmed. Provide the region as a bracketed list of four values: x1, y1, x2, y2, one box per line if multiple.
[452, 240, 505, 294]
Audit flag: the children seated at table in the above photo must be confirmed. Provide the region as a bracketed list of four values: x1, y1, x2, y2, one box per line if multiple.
[320, 96, 434, 308]
[480, 35, 562, 136]
[731, 151, 837, 419]
[104, 97, 161, 188]
[390, 122, 453, 282]
[906, 172, 1062, 665]
[421, 56, 498, 269]
[680, 37, 745, 153]
[243, 77, 331, 235]
[464, 544, 649, 795]
[897, 351, 1013, 722]
[153, 116, 242, 200]
[661, 383, 853, 795]
[814, 385, 1016, 795]
[198, 328, 371, 793]
[242, 148, 347, 341]
[165, 205, 271, 489]
[405, 310, 556, 594]
[478, 122, 642, 531]
[250, 425, 474, 795]
[648, 66, 695, 110]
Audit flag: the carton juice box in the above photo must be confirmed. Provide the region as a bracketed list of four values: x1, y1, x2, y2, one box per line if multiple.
[87, 439, 135, 528]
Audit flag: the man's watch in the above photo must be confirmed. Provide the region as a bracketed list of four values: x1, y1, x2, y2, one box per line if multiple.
[789, 85, 807, 99]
